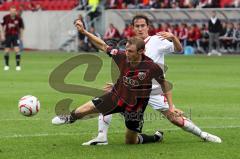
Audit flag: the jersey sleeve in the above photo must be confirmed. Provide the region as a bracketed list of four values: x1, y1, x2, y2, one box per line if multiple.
[151, 63, 165, 83]
[155, 36, 175, 54]
[106, 47, 125, 65]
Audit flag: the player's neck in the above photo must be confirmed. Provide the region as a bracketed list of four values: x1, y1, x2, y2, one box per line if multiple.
[129, 56, 142, 68]
[143, 34, 150, 40]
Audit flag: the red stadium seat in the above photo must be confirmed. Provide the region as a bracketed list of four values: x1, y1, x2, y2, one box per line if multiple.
[0, 0, 78, 11]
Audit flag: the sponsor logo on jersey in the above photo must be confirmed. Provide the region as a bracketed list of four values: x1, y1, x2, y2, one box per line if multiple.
[137, 72, 146, 81]
[110, 49, 118, 55]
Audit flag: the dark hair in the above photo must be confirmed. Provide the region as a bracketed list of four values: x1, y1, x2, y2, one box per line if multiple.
[127, 37, 145, 51]
[131, 14, 150, 26]
[10, 6, 16, 9]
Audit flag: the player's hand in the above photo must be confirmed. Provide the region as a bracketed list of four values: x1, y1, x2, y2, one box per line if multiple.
[156, 32, 175, 41]
[174, 108, 184, 116]
[74, 19, 85, 34]
[103, 83, 113, 93]
[169, 106, 175, 113]
[1, 35, 5, 42]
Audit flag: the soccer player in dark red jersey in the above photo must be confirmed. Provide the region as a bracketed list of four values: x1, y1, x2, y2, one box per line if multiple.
[2, 6, 24, 71]
[51, 19, 174, 144]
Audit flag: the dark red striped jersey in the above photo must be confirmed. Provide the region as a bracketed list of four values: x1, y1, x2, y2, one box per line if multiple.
[2, 14, 24, 36]
[107, 47, 165, 112]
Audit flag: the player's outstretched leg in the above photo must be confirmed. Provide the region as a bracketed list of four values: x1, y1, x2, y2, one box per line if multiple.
[52, 101, 98, 125]
[3, 52, 10, 71]
[82, 114, 112, 146]
[161, 109, 222, 143]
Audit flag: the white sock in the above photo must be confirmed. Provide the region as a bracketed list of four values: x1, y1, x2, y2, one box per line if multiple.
[182, 117, 202, 137]
[97, 113, 112, 140]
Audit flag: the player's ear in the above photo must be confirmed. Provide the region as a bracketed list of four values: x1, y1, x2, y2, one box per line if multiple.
[138, 49, 144, 55]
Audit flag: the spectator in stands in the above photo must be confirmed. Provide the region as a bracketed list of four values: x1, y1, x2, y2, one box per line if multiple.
[178, 23, 188, 48]
[187, 24, 196, 47]
[219, 22, 235, 52]
[162, 22, 172, 33]
[78, 0, 88, 10]
[220, 21, 227, 36]
[208, 11, 222, 56]
[105, 0, 118, 9]
[155, 24, 163, 33]
[148, 23, 156, 36]
[35, 3, 43, 11]
[121, 23, 135, 39]
[77, 15, 86, 51]
[170, 1, 180, 9]
[193, 24, 201, 50]
[88, 0, 100, 20]
[199, 23, 209, 53]
[234, 23, 240, 51]
[104, 23, 121, 40]
[208, 0, 220, 8]
[150, 0, 161, 9]
[233, 0, 240, 7]
[27, 2, 36, 11]
[172, 24, 180, 38]
[197, 0, 210, 8]
[141, 0, 150, 8]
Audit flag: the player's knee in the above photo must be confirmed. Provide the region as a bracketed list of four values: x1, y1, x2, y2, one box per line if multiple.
[125, 129, 138, 144]
[125, 137, 138, 144]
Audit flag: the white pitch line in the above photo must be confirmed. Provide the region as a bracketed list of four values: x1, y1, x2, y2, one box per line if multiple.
[0, 125, 240, 139]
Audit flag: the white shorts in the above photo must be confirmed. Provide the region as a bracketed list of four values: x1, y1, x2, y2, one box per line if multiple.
[148, 94, 169, 111]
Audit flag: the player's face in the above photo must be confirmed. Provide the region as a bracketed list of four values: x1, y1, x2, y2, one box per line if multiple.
[125, 43, 140, 62]
[10, 8, 17, 16]
[133, 19, 149, 39]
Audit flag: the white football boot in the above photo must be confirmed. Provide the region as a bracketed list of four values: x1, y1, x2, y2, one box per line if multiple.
[200, 132, 222, 143]
[4, 66, 9, 71]
[82, 136, 108, 146]
[52, 115, 72, 125]
[16, 66, 21, 71]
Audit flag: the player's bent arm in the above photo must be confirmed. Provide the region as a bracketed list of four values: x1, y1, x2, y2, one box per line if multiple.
[172, 36, 183, 53]
[75, 19, 108, 52]
[83, 30, 108, 52]
[0, 25, 4, 41]
[20, 28, 24, 40]
[157, 32, 183, 53]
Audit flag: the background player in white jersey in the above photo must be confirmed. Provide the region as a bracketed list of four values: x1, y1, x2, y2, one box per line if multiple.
[82, 15, 221, 145]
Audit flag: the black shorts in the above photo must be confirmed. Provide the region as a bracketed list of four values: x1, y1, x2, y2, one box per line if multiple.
[92, 92, 148, 133]
[5, 34, 20, 48]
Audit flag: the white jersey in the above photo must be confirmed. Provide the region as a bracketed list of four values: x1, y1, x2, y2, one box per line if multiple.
[144, 35, 174, 64]
[144, 35, 174, 92]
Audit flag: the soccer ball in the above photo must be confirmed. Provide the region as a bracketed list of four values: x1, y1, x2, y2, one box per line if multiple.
[18, 95, 40, 117]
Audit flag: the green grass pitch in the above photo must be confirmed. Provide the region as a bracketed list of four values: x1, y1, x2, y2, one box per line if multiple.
[0, 51, 240, 159]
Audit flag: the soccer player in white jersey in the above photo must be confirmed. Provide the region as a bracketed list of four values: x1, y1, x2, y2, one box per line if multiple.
[82, 15, 222, 145]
